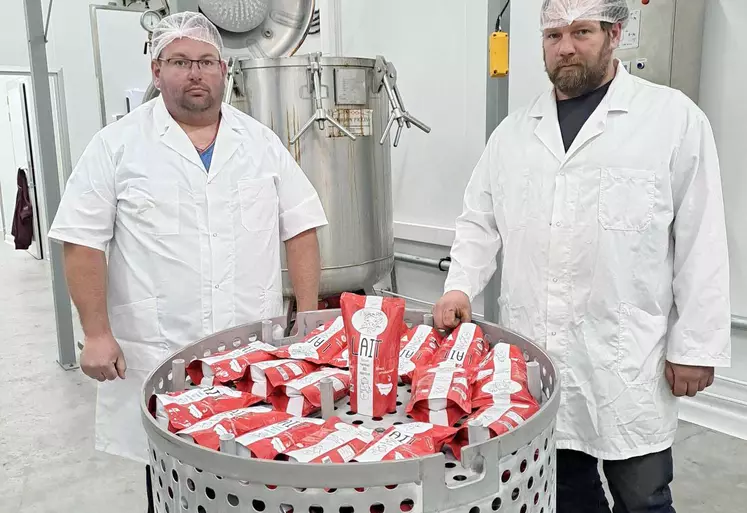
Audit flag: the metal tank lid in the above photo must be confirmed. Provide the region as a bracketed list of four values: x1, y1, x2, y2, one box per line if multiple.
[238, 55, 377, 70]
[168, 0, 317, 59]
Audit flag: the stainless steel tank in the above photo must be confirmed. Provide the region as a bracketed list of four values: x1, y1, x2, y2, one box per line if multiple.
[234, 53, 429, 296]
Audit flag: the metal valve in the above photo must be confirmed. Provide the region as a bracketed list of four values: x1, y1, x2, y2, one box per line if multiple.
[374, 56, 432, 147]
[290, 53, 357, 144]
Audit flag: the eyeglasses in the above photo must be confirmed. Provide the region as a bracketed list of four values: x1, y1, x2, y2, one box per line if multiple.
[159, 58, 222, 72]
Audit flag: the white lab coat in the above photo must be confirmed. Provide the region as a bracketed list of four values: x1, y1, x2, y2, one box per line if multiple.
[48, 97, 328, 462]
[445, 63, 731, 460]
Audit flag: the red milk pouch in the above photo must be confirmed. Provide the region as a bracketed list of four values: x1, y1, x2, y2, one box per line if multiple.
[273, 317, 347, 365]
[270, 368, 351, 417]
[240, 359, 319, 398]
[341, 293, 406, 417]
[398, 325, 441, 384]
[151, 386, 262, 432]
[186, 342, 278, 386]
[235, 417, 327, 460]
[329, 348, 349, 369]
[406, 366, 472, 426]
[432, 323, 489, 375]
[471, 343, 535, 410]
[353, 422, 458, 462]
[282, 417, 375, 463]
[448, 401, 541, 460]
[409, 404, 469, 427]
[176, 406, 292, 450]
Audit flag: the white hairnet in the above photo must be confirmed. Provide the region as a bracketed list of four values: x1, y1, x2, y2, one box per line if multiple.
[541, 0, 630, 30]
[151, 12, 224, 59]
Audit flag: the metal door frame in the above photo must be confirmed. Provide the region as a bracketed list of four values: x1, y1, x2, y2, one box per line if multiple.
[0, 67, 74, 193]
[7, 80, 44, 259]
[90, 3, 147, 128]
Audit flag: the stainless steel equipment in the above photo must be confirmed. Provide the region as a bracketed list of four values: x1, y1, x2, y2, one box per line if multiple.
[617, 0, 706, 102]
[167, 0, 316, 59]
[142, 308, 560, 513]
[234, 54, 430, 296]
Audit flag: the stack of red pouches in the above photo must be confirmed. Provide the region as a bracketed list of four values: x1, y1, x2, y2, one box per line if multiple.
[448, 341, 540, 459]
[406, 323, 489, 426]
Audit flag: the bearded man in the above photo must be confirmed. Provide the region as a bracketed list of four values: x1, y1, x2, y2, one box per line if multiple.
[433, 1, 731, 512]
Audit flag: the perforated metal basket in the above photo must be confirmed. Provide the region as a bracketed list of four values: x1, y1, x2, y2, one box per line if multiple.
[141, 309, 560, 513]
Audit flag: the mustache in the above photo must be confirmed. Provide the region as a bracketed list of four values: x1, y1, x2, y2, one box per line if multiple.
[555, 59, 584, 69]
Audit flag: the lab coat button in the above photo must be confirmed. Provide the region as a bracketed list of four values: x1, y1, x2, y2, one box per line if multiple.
[212, 233, 218, 237]
[215, 284, 220, 289]
[553, 278, 559, 283]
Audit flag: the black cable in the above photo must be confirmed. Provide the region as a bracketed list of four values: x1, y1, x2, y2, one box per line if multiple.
[495, 0, 511, 32]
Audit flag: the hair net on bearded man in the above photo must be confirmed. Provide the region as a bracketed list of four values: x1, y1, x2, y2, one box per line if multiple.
[541, 0, 630, 30]
[150, 12, 224, 59]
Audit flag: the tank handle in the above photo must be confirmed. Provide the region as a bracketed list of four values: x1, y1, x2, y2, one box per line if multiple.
[374, 56, 432, 147]
[290, 53, 358, 144]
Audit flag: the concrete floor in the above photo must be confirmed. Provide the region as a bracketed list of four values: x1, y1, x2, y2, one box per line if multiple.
[1, 242, 747, 513]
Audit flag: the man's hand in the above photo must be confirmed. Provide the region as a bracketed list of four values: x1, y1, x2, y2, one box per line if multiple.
[665, 361, 714, 398]
[433, 291, 472, 330]
[81, 333, 127, 382]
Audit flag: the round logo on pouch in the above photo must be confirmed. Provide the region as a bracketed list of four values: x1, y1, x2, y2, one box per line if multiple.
[351, 308, 388, 336]
[482, 379, 523, 396]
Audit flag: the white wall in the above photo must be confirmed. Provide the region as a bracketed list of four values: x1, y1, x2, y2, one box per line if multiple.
[507, 0, 548, 113]
[0, 0, 31, 68]
[339, 0, 489, 243]
[45, 0, 112, 165]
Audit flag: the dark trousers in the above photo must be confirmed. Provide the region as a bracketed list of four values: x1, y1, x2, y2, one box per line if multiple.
[557, 448, 675, 513]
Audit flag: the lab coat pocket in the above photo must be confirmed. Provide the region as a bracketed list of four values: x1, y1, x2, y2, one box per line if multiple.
[238, 177, 279, 233]
[110, 298, 168, 371]
[616, 302, 668, 385]
[128, 182, 180, 236]
[598, 168, 655, 232]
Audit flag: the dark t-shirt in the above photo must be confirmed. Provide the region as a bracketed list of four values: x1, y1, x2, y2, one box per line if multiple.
[557, 80, 613, 152]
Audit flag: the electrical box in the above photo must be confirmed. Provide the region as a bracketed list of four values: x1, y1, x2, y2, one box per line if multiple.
[489, 31, 510, 77]
[616, 0, 706, 102]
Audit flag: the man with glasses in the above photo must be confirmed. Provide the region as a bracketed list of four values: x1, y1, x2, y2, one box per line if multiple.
[48, 12, 328, 508]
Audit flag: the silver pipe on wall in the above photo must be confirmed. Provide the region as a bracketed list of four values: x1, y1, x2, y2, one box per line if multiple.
[733, 315, 747, 332]
[394, 252, 451, 272]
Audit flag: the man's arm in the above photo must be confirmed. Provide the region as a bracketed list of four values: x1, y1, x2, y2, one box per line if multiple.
[48, 132, 124, 381]
[434, 133, 503, 328]
[63, 243, 126, 381]
[666, 101, 731, 397]
[267, 130, 327, 311]
[285, 228, 321, 312]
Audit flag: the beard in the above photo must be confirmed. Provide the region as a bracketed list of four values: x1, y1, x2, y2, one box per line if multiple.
[161, 80, 224, 114]
[545, 37, 614, 98]
[178, 85, 220, 112]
